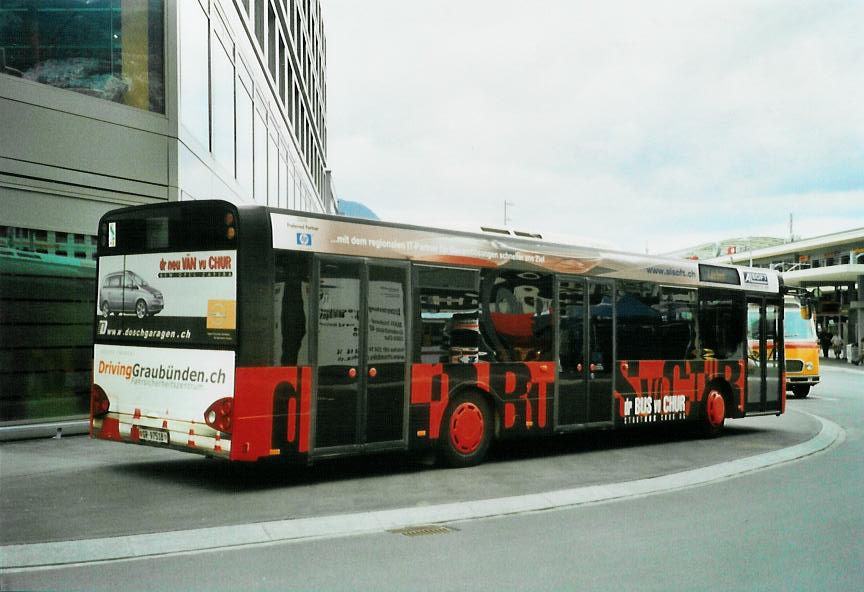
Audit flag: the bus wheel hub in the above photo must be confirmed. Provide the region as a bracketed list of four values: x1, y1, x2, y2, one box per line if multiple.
[706, 390, 725, 427]
[450, 402, 484, 454]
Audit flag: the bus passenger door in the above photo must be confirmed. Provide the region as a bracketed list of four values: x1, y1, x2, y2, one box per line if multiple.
[315, 259, 362, 448]
[314, 258, 409, 451]
[364, 262, 409, 445]
[587, 279, 615, 423]
[556, 278, 587, 426]
[746, 297, 783, 413]
[556, 277, 615, 428]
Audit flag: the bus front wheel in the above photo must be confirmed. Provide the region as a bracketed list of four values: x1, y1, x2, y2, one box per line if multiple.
[440, 392, 492, 468]
[791, 385, 810, 398]
[699, 388, 726, 438]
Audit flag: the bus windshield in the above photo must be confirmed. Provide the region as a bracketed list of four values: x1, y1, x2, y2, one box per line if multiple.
[784, 309, 816, 341]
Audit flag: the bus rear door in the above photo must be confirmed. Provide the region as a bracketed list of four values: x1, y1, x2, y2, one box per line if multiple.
[314, 257, 410, 452]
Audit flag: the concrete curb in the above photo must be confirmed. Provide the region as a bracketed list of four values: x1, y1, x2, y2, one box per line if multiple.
[0, 412, 844, 572]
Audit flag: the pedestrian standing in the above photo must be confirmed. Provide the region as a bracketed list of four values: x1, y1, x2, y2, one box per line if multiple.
[820, 332, 831, 358]
[831, 334, 844, 359]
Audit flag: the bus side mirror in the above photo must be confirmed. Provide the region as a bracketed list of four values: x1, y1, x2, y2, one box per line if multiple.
[800, 305, 811, 320]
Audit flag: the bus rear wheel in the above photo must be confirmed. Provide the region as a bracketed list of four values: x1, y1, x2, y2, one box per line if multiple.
[699, 388, 726, 438]
[440, 392, 492, 468]
[791, 385, 810, 398]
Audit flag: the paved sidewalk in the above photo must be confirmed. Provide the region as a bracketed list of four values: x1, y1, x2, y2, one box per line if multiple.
[820, 355, 863, 372]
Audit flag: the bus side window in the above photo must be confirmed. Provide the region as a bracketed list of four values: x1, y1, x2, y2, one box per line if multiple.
[274, 251, 311, 366]
[616, 281, 660, 360]
[480, 269, 554, 362]
[617, 281, 696, 361]
[658, 286, 698, 360]
[416, 266, 480, 364]
[698, 290, 745, 359]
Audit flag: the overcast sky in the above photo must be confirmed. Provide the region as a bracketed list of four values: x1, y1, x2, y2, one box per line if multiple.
[323, 0, 864, 253]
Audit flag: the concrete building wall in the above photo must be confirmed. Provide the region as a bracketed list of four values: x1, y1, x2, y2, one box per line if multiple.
[0, 0, 332, 434]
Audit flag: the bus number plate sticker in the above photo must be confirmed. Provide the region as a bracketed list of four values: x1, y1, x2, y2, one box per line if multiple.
[139, 427, 169, 445]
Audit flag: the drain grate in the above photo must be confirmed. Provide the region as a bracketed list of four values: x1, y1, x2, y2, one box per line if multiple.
[389, 525, 457, 537]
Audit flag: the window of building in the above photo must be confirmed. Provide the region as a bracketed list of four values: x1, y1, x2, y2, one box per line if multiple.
[179, 0, 210, 147]
[285, 62, 294, 122]
[211, 35, 235, 175]
[293, 84, 300, 129]
[255, 0, 265, 51]
[278, 34, 286, 103]
[267, 2, 277, 82]
[236, 82, 254, 194]
[253, 108, 267, 204]
[0, 229, 97, 423]
[268, 131, 278, 206]
[278, 152, 287, 209]
[0, 0, 165, 112]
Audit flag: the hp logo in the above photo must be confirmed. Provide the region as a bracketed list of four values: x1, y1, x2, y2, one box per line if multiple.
[296, 232, 312, 247]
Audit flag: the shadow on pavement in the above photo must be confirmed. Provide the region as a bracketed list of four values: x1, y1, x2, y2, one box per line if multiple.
[108, 421, 773, 492]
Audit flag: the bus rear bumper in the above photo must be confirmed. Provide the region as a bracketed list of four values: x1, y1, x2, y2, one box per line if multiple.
[91, 413, 231, 458]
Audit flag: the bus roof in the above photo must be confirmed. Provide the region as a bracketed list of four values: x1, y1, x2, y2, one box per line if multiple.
[97, 200, 781, 293]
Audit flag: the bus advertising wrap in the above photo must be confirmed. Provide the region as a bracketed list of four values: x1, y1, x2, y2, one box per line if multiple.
[93, 344, 235, 444]
[96, 250, 237, 346]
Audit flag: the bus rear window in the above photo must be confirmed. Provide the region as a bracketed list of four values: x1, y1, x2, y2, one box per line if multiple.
[146, 217, 170, 249]
[99, 202, 237, 255]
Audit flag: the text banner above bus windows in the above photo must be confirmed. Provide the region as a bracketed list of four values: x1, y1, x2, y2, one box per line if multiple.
[270, 213, 787, 292]
[95, 250, 237, 347]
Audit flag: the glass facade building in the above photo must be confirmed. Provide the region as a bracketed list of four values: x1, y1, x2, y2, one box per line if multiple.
[0, 0, 334, 436]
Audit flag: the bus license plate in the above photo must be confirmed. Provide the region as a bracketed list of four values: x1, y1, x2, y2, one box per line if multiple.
[139, 427, 169, 445]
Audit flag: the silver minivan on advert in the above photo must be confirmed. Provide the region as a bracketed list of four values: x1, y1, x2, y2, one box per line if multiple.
[99, 271, 164, 318]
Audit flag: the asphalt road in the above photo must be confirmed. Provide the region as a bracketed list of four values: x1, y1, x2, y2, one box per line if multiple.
[2, 363, 861, 590]
[1, 392, 818, 545]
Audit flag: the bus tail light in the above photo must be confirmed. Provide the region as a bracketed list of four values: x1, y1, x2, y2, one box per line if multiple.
[225, 211, 236, 240]
[204, 397, 234, 434]
[91, 384, 110, 417]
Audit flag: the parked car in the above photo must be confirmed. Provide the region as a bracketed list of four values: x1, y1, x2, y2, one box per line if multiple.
[99, 270, 164, 318]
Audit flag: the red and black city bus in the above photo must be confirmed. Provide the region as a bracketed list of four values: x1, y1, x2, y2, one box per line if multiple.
[91, 200, 785, 467]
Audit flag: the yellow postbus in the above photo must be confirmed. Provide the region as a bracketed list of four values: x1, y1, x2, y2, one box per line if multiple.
[783, 300, 820, 397]
[748, 298, 819, 398]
